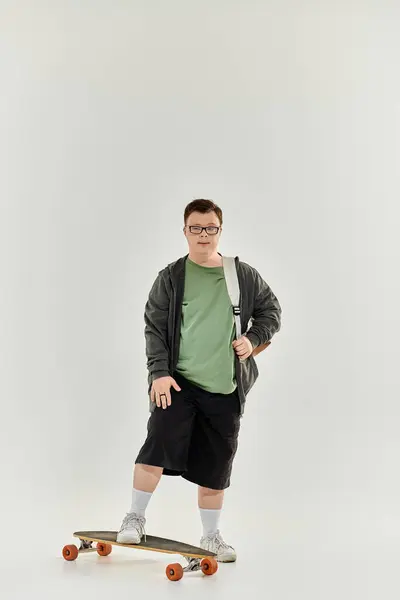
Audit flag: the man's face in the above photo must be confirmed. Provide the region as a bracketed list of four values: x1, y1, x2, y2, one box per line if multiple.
[183, 211, 222, 256]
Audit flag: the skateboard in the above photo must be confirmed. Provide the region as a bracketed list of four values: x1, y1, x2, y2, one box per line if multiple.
[62, 530, 218, 581]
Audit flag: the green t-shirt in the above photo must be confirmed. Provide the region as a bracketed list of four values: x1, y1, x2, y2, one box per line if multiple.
[175, 257, 237, 393]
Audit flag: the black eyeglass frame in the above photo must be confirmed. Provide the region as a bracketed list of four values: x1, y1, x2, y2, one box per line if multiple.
[187, 226, 221, 235]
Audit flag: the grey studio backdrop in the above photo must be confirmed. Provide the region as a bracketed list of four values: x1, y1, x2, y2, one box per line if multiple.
[0, 1, 398, 598]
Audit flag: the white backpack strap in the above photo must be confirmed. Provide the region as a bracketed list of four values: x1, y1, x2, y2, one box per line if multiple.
[222, 255, 242, 339]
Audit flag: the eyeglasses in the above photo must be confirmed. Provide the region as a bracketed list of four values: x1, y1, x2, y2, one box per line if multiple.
[188, 226, 220, 235]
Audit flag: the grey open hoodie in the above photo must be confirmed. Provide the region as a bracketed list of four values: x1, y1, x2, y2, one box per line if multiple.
[144, 253, 282, 416]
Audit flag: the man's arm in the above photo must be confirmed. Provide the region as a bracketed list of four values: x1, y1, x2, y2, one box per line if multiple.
[144, 270, 171, 382]
[245, 267, 282, 350]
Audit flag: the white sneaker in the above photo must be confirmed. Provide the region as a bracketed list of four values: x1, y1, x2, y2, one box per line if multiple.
[116, 512, 146, 544]
[200, 530, 237, 562]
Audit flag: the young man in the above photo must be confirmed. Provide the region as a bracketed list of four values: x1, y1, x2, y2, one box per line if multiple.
[116, 199, 282, 561]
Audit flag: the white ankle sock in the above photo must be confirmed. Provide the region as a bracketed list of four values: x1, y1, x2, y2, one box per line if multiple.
[200, 508, 221, 536]
[130, 488, 153, 517]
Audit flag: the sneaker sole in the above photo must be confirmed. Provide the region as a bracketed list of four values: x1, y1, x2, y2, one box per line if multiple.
[116, 534, 142, 544]
[217, 554, 237, 562]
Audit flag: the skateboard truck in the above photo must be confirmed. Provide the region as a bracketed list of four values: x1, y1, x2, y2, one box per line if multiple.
[182, 557, 202, 572]
[77, 539, 96, 554]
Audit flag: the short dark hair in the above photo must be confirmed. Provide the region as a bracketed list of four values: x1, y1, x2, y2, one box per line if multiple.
[184, 199, 223, 227]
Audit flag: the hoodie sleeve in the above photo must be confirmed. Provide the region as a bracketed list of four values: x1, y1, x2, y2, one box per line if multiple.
[144, 270, 171, 381]
[245, 267, 282, 349]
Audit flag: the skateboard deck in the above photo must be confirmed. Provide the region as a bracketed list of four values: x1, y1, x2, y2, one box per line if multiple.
[62, 530, 218, 580]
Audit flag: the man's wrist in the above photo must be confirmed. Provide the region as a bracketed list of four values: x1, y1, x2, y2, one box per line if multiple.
[245, 332, 259, 349]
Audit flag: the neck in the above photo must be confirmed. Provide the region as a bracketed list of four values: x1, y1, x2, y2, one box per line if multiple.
[188, 250, 222, 267]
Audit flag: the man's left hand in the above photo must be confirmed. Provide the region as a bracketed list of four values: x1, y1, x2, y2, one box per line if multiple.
[232, 335, 253, 360]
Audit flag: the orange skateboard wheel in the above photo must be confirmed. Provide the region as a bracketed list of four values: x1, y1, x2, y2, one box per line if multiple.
[63, 544, 79, 561]
[166, 562, 184, 581]
[96, 542, 112, 556]
[201, 557, 218, 575]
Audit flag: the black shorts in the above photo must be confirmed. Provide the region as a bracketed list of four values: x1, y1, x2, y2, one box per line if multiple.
[135, 371, 241, 490]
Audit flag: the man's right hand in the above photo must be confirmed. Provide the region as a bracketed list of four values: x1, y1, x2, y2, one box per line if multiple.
[150, 376, 182, 409]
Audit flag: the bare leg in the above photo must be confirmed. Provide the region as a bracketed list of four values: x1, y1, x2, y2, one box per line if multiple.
[198, 485, 224, 509]
[134, 463, 163, 493]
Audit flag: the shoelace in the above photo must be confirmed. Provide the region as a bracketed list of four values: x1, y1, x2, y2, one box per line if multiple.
[123, 513, 147, 542]
[204, 531, 233, 552]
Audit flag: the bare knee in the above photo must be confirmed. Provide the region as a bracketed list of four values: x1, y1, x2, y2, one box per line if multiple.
[134, 463, 163, 492]
[135, 463, 163, 475]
